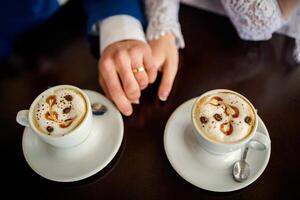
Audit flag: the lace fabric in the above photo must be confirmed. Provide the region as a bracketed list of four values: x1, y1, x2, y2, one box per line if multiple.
[294, 37, 300, 62]
[144, 0, 185, 48]
[221, 0, 300, 62]
[221, 0, 287, 41]
[145, 0, 300, 63]
[289, 7, 300, 63]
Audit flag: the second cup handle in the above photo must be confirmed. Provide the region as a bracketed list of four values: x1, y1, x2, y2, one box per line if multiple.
[248, 131, 271, 151]
[16, 110, 30, 127]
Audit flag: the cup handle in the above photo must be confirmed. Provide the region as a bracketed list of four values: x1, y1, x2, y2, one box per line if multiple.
[16, 110, 30, 127]
[248, 131, 271, 151]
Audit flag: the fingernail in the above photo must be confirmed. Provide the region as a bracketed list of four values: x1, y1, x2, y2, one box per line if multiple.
[150, 78, 155, 84]
[151, 72, 158, 84]
[159, 93, 168, 101]
[124, 109, 133, 116]
[159, 96, 167, 101]
[141, 84, 147, 90]
[132, 99, 140, 104]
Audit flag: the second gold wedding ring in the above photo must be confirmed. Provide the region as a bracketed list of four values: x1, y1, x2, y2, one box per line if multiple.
[132, 66, 145, 73]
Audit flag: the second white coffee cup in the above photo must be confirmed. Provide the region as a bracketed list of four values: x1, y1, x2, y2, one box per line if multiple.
[191, 89, 270, 155]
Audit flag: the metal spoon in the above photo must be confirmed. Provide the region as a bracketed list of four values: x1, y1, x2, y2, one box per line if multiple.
[91, 102, 107, 115]
[232, 146, 250, 182]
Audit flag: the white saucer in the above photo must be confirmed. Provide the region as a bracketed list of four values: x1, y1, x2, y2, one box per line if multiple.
[22, 90, 124, 182]
[164, 98, 271, 192]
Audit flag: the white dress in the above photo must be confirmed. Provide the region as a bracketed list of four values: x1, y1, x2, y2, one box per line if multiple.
[145, 0, 300, 63]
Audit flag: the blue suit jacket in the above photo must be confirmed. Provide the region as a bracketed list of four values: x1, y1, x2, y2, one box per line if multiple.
[0, 0, 145, 62]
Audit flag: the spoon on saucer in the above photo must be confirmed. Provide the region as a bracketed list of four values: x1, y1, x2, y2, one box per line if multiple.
[232, 146, 250, 182]
[91, 102, 107, 115]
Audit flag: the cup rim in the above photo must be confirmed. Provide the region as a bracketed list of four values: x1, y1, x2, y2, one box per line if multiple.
[191, 89, 258, 146]
[28, 84, 91, 139]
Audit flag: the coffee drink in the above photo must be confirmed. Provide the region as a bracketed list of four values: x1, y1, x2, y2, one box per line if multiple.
[193, 91, 256, 144]
[33, 88, 87, 136]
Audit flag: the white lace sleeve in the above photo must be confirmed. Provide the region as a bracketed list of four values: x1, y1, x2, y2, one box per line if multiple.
[294, 38, 300, 62]
[144, 0, 185, 48]
[289, 7, 300, 63]
[221, 0, 300, 63]
[221, 0, 287, 41]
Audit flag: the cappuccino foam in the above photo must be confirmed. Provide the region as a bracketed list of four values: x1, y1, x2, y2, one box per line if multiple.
[33, 88, 87, 136]
[194, 91, 256, 143]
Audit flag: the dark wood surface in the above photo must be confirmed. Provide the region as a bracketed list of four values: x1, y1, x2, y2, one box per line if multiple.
[1, 3, 300, 199]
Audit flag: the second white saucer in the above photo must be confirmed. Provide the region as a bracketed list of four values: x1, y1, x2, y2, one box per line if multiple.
[164, 98, 271, 192]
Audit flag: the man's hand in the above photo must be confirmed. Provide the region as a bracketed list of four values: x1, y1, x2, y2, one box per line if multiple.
[149, 33, 179, 101]
[98, 40, 157, 116]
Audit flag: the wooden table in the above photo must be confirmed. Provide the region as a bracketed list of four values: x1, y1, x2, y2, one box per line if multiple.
[1, 3, 299, 199]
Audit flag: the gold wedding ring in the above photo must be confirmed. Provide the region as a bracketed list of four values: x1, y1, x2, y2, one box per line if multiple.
[132, 66, 145, 73]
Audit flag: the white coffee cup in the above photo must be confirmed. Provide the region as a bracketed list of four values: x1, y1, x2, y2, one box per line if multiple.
[16, 85, 93, 148]
[191, 89, 270, 155]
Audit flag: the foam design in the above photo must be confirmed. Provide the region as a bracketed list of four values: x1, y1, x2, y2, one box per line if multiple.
[194, 92, 256, 143]
[33, 88, 87, 136]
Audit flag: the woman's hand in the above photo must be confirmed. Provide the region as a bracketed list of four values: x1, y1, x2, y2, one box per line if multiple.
[148, 33, 179, 101]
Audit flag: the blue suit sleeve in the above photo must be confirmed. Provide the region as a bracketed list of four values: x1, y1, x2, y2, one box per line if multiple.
[0, 0, 146, 63]
[0, 0, 59, 63]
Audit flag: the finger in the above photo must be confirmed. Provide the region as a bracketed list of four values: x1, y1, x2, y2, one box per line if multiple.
[142, 46, 158, 84]
[100, 58, 133, 116]
[114, 49, 141, 102]
[98, 73, 111, 100]
[158, 59, 178, 101]
[129, 47, 149, 90]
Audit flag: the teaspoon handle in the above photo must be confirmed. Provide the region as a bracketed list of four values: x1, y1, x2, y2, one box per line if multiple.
[242, 147, 249, 161]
